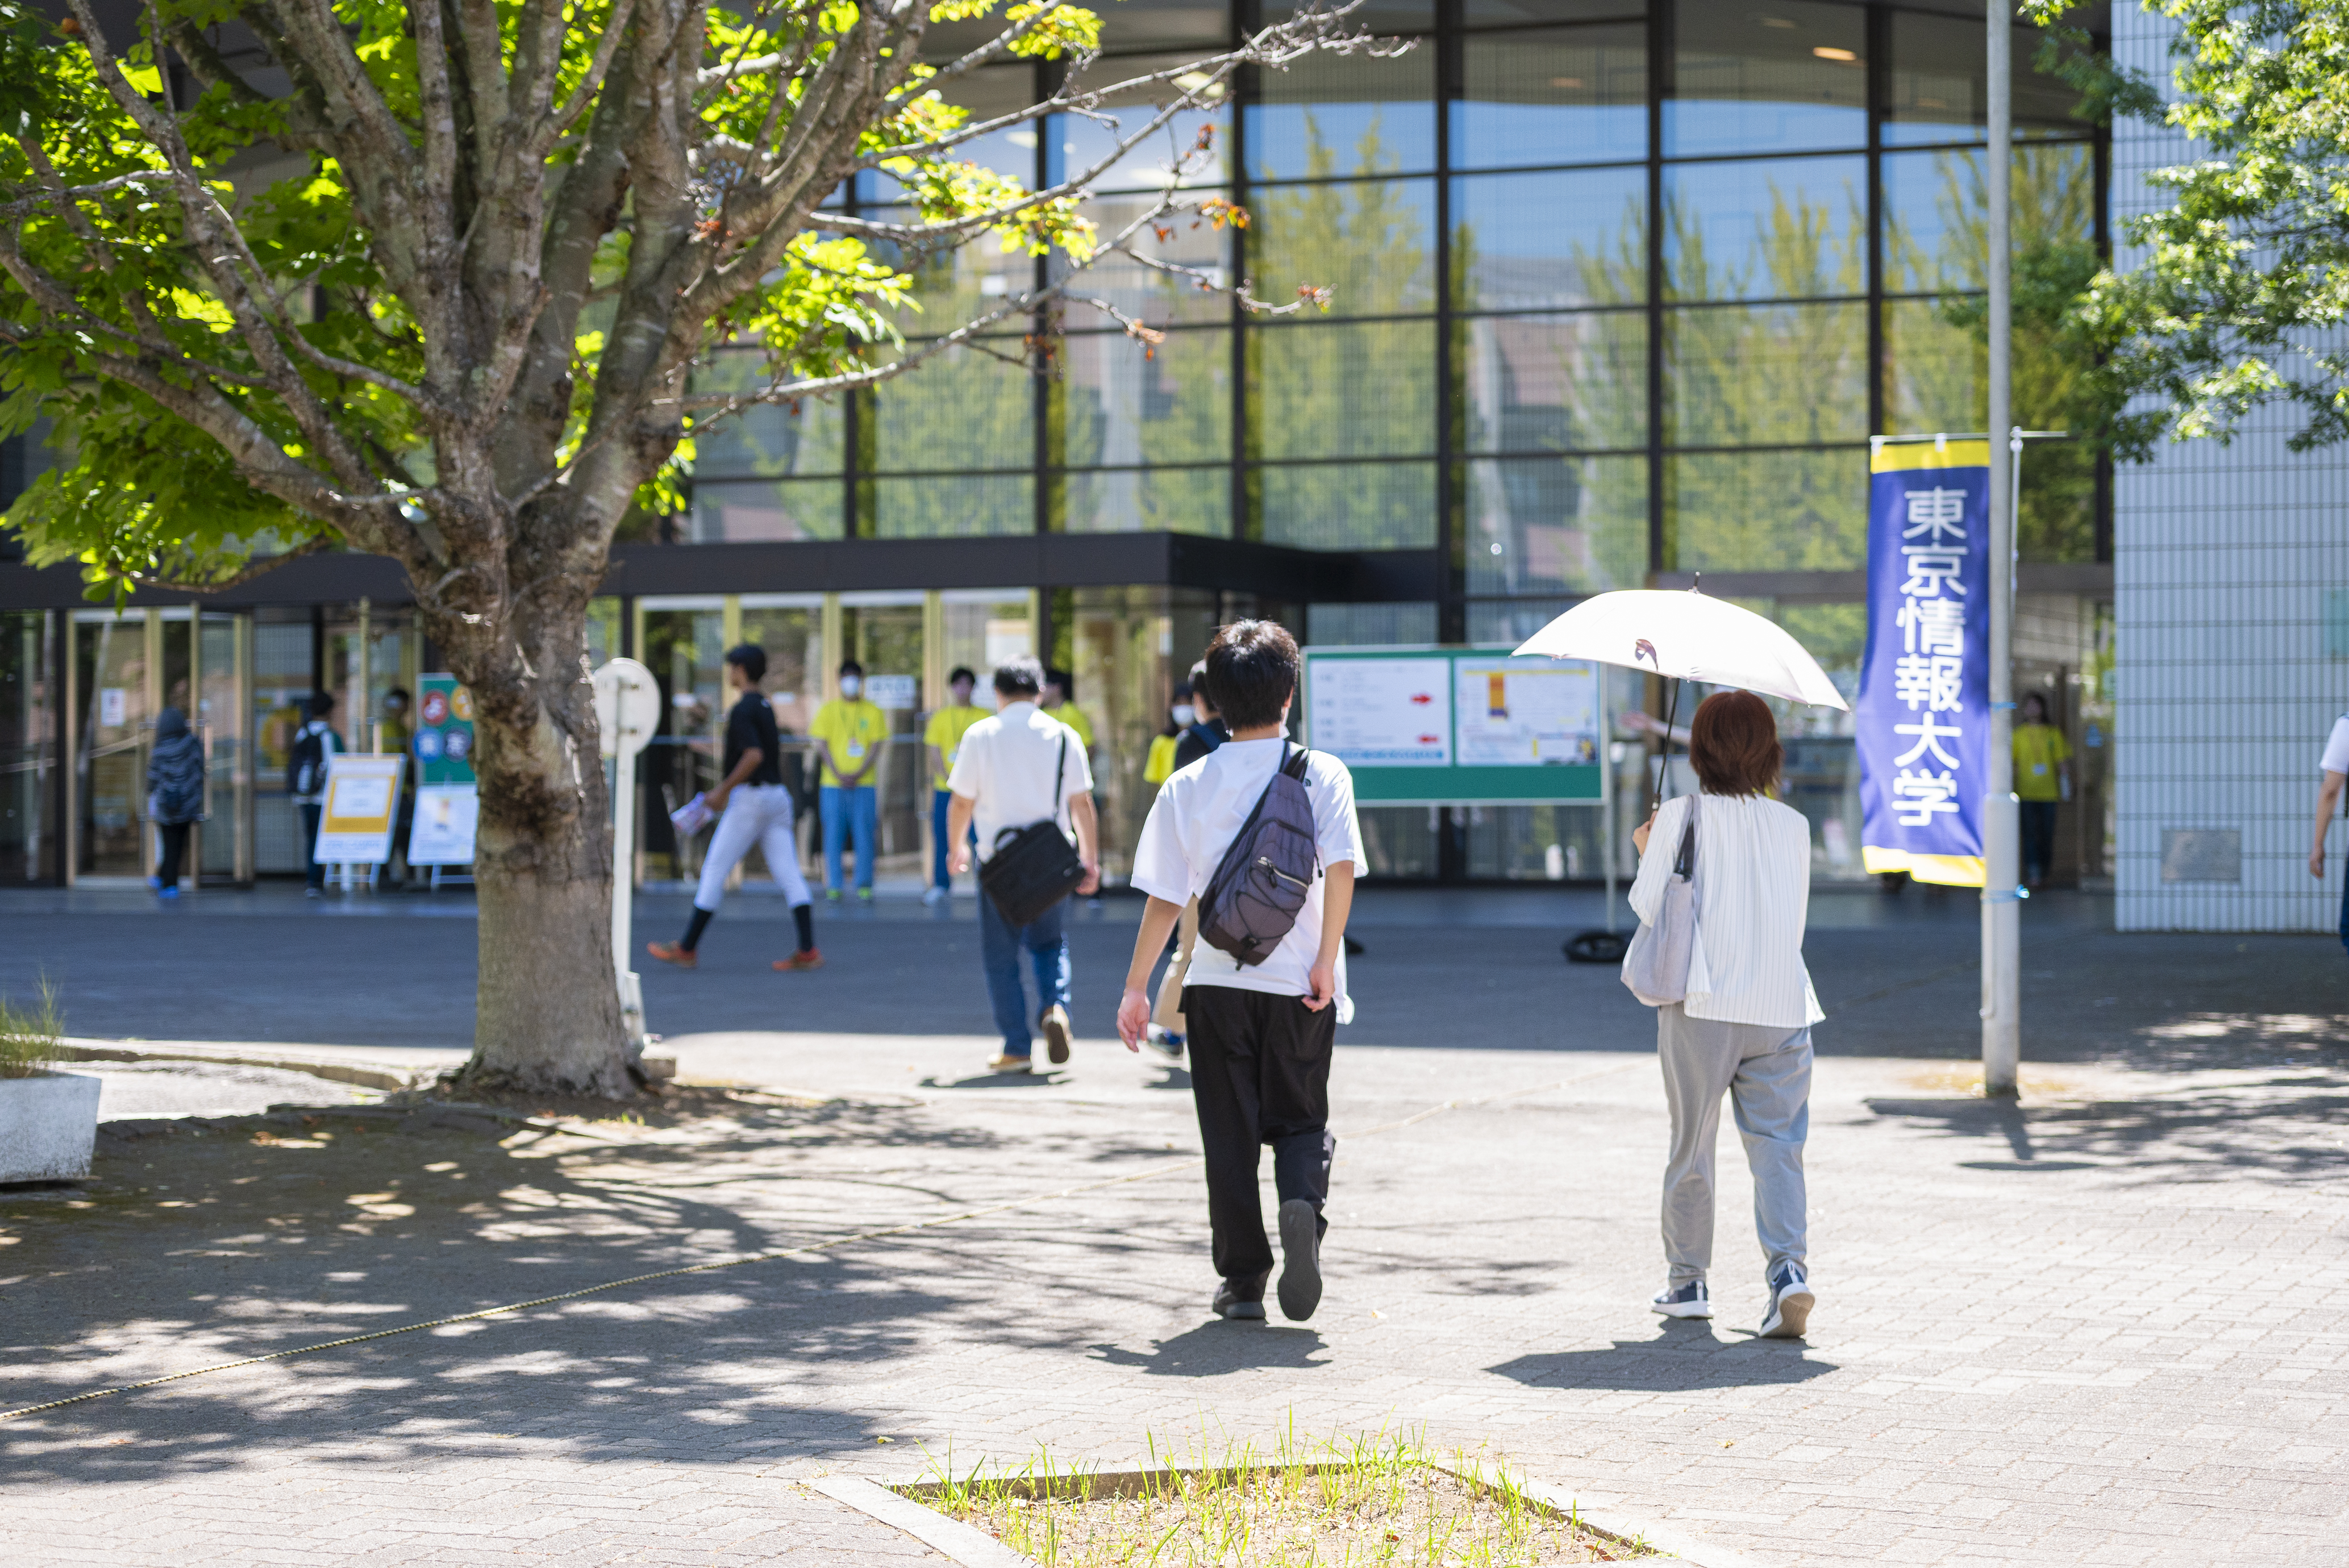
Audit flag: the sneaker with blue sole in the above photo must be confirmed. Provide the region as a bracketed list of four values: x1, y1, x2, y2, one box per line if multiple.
[1757, 1263, 1814, 1339]
[1651, 1279, 1711, 1319]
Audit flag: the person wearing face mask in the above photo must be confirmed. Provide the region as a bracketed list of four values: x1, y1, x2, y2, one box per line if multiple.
[810, 659, 890, 901]
[923, 666, 990, 905]
[1146, 681, 1196, 788]
[1171, 661, 1229, 772]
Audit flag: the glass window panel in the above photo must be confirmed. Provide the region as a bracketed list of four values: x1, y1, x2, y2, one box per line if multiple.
[1056, 327, 1231, 468]
[1664, 448, 1866, 572]
[1261, 461, 1436, 549]
[1886, 12, 2097, 145]
[1452, 168, 1646, 311]
[1250, 178, 1435, 319]
[1465, 598, 1576, 645]
[1062, 466, 1231, 535]
[1052, 189, 1233, 327]
[872, 473, 1036, 537]
[1664, 302, 1866, 446]
[1663, 156, 1865, 301]
[1095, 0, 1230, 51]
[689, 479, 844, 543]
[871, 62, 1036, 186]
[1664, 0, 1866, 158]
[1462, 311, 1648, 454]
[869, 206, 1036, 335]
[1246, 49, 1437, 181]
[1883, 142, 2096, 294]
[1452, 24, 1647, 171]
[1463, 0, 1646, 23]
[1465, 454, 1647, 595]
[872, 341, 1034, 472]
[690, 352, 846, 477]
[1268, 0, 1435, 32]
[1306, 602, 1439, 645]
[1054, 53, 1232, 191]
[1252, 319, 1437, 460]
[1882, 297, 1980, 433]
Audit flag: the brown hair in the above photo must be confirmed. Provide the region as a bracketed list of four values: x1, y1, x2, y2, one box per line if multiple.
[1688, 690, 1781, 797]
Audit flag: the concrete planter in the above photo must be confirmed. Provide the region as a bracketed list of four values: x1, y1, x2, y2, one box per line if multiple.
[0, 1070, 101, 1182]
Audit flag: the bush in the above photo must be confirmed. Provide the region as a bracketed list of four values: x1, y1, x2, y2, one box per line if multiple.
[0, 982, 62, 1078]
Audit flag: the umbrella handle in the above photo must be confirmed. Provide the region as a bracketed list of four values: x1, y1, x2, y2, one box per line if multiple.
[1650, 676, 1683, 820]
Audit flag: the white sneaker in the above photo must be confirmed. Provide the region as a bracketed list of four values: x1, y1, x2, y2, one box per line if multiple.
[1757, 1263, 1814, 1339]
[1651, 1279, 1711, 1319]
[922, 886, 948, 906]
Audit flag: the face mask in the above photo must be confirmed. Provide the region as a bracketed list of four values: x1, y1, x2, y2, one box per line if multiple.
[839, 676, 862, 698]
[1172, 704, 1196, 727]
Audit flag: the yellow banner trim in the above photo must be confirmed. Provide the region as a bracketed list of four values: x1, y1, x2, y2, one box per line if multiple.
[1861, 845, 1986, 887]
[1871, 438, 1991, 474]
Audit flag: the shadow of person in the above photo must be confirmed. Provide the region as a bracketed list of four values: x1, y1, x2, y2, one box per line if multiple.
[1148, 1065, 1193, 1091]
[1088, 1321, 1329, 1377]
[1489, 1318, 1835, 1392]
[919, 1069, 1063, 1089]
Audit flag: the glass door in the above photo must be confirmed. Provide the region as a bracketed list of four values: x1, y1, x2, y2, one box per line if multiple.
[739, 595, 824, 888]
[198, 613, 248, 881]
[251, 616, 315, 874]
[73, 611, 149, 878]
[839, 593, 926, 885]
[639, 598, 727, 883]
[1, 612, 56, 884]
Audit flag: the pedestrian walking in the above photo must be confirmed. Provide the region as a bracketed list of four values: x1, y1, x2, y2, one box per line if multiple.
[810, 659, 889, 901]
[1144, 681, 1192, 789]
[2013, 692, 2072, 888]
[647, 645, 823, 971]
[1117, 619, 1364, 1324]
[2310, 708, 2349, 954]
[946, 657, 1101, 1074]
[287, 692, 344, 898]
[1171, 660, 1228, 771]
[1627, 689, 1821, 1340]
[923, 666, 989, 906]
[145, 706, 206, 900]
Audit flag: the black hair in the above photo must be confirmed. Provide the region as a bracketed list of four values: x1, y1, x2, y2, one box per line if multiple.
[1188, 660, 1215, 716]
[386, 686, 411, 703]
[1202, 620, 1298, 732]
[994, 656, 1044, 699]
[1045, 666, 1073, 699]
[1173, 681, 1193, 700]
[838, 658, 864, 677]
[948, 665, 978, 687]
[309, 691, 336, 718]
[2021, 692, 2050, 721]
[725, 643, 768, 683]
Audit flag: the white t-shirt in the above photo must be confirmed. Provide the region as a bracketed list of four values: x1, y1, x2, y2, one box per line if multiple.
[946, 702, 1094, 861]
[1130, 739, 1367, 1017]
[2322, 715, 2349, 775]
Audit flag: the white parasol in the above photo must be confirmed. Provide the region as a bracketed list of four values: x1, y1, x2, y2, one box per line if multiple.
[1510, 587, 1849, 710]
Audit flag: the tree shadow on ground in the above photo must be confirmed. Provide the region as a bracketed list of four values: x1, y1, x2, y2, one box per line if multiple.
[1086, 1322, 1330, 1377]
[1489, 1319, 1835, 1392]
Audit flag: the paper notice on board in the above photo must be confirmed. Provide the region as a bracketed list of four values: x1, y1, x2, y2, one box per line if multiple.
[1453, 660, 1600, 766]
[1306, 657, 1453, 766]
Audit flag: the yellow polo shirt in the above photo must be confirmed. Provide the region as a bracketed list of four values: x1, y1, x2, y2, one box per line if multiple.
[1144, 732, 1178, 785]
[810, 698, 889, 788]
[1050, 700, 1096, 750]
[2013, 724, 2071, 802]
[922, 703, 990, 790]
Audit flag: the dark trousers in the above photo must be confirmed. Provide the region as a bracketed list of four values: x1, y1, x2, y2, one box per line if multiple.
[2019, 799, 2058, 883]
[301, 802, 325, 889]
[1183, 985, 1336, 1285]
[155, 821, 190, 888]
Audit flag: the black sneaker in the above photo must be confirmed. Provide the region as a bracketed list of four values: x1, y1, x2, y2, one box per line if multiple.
[1757, 1262, 1814, 1339]
[1276, 1198, 1323, 1321]
[1650, 1279, 1711, 1319]
[1211, 1275, 1267, 1321]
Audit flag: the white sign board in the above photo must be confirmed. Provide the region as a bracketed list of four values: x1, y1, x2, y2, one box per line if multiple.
[406, 783, 479, 866]
[865, 673, 918, 711]
[313, 753, 404, 864]
[1453, 658, 1601, 767]
[1303, 655, 1453, 768]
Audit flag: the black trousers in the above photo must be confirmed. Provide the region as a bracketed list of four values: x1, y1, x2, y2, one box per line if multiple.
[2019, 799, 2058, 882]
[155, 821, 190, 888]
[1182, 985, 1336, 1285]
[301, 802, 325, 889]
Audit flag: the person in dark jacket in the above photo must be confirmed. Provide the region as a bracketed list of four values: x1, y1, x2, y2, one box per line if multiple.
[1171, 660, 1230, 772]
[146, 707, 206, 900]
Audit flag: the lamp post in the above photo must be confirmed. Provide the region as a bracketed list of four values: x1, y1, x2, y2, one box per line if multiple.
[1982, 2, 2021, 1097]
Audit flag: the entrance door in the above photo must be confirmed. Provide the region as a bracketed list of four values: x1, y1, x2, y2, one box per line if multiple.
[72, 612, 150, 878]
[198, 613, 249, 881]
[639, 598, 727, 883]
[839, 593, 925, 884]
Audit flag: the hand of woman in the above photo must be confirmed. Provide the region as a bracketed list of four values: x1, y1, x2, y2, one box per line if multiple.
[1631, 812, 1655, 856]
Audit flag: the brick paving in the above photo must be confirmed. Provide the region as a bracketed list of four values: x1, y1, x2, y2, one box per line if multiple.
[3, 905, 2347, 1566]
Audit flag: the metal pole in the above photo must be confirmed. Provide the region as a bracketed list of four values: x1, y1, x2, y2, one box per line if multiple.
[1982, 3, 2021, 1097]
[1602, 665, 1617, 935]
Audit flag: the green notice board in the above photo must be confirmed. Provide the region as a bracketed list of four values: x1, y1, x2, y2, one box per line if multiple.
[1301, 646, 1604, 805]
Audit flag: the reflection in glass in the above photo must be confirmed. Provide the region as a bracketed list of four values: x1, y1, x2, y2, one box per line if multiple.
[1055, 188, 1234, 327]
[1461, 311, 1648, 454]
[1252, 320, 1438, 460]
[1885, 12, 2094, 146]
[1461, 0, 1646, 20]
[1882, 142, 2094, 295]
[1465, 454, 1647, 595]
[1665, 0, 1866, 157]
[690, 352, 846, 477]
[1246, 48, 1436, 181]
[1451, 167, 1646, 311]
[1267, 0, 1435, 34]
[1090, 0, 1231, 52]
[1662, 156, 1865, 301]
[872, 340, 1034, 472]
[865, 204, 1035, 334]
[1062, 466, 1230, 535]
[1306, 602, 1439, 645]
[689, 479, 844, 543]
[1452, 24, 1646, 171]
[1249, 178, 1434, 317]
[1056, 327, 1230, 469]
[1665, 302, 1866, 447]
[1261, 461, 1436, 549]
[872, 473, 1035, 537]
[1052, 53, 1231, 191]
[1664, 448, 1867, 572]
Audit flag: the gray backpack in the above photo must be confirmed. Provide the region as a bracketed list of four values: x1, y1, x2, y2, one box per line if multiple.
[1199, 744, 1320, 967]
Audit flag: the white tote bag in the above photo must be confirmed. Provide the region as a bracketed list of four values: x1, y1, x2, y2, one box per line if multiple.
[1622, 794, 1699, 1007]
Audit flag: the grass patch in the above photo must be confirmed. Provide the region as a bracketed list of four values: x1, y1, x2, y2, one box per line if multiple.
[906, 1424, 1650, 1566]
[0, 981, 61, 1079]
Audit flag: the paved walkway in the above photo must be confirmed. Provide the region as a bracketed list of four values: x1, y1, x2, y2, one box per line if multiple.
[3, 894, 2346, 1566]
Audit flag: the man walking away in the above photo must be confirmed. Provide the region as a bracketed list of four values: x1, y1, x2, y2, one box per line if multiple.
[810, 660, 888, 901]
[288, 693, 343, 898]
[923, 666, 989, 906]
[2311, 709, 2349, 954]
[648, 645, 822, 971]
[147, 706, 206, 899]
[1118, 620, 1364, 1324]
[947, 658, 1100, 1073]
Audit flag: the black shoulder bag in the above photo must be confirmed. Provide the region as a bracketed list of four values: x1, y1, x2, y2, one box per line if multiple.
[978, 735, 1085, 927]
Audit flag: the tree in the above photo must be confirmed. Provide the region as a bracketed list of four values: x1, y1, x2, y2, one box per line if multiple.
[2024, 0, 2349, 456]
[0, 0, 1357, 1094]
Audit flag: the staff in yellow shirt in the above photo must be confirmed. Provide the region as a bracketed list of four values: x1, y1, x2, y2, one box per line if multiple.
[1144, 680, 1196, 787]
[1043, 667, 1095, 752]
[2013, 692, 2072, 889]
[922, 665, 990, 904]
[810, 659, 890, 900]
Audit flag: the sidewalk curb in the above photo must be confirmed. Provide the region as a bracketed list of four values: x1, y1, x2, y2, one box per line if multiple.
[57, 1038, 433, 1094]
[804, 1475, 1038, 1568]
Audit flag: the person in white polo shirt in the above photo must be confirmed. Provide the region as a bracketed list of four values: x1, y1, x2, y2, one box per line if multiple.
[946, 657, 1100, 1073]
[2311, 711, 2349, 954]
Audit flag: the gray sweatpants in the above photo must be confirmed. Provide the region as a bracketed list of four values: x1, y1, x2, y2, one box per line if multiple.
[1656, 1002, 1811, 1287]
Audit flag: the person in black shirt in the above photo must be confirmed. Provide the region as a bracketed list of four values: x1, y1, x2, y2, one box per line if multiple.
[648, 645, 823, 970]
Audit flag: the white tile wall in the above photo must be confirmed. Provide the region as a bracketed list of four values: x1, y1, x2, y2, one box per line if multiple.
[2111, 3, 2349, 932]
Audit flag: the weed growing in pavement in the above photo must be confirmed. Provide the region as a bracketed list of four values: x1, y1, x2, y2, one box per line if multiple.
[0, 980, 61, 1078]
[907, 1419, 1647, 1565]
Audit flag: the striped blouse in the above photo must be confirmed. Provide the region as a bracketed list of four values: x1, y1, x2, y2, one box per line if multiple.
[1629, 791, 1825, 1029]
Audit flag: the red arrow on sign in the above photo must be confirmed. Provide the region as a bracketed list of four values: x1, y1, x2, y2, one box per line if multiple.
[1409, 693, 1433, 705]
[1418, 734, 1440, 744]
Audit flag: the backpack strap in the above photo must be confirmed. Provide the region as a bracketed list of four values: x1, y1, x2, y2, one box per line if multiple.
[1282, 744, 1309, 782]
[1051, 732, 1066, 819]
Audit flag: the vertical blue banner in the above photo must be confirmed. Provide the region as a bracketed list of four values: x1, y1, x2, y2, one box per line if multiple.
[1857, 439, 1992, 886]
